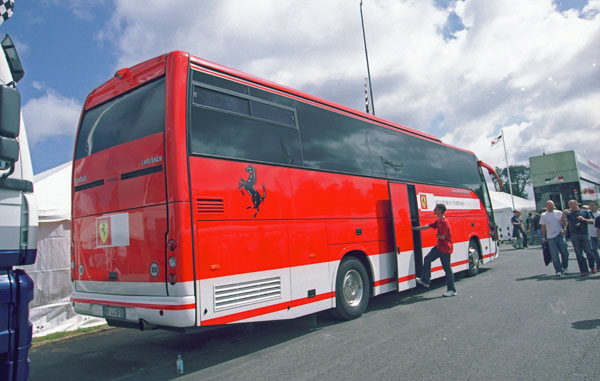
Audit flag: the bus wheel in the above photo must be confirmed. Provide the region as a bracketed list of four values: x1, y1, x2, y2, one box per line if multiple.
[466, 240, 480, 277]
[332, 257, 370, 320]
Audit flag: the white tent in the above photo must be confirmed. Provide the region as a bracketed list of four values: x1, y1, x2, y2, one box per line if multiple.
[489, 191, 536, 243]
[22, 162, 104, 337]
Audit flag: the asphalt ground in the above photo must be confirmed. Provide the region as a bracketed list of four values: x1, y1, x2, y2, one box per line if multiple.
[29, 244, 600, 380]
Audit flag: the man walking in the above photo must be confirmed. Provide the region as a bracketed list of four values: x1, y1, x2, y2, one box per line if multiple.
[511, 210, 524, 249]
[564, 199, 595, 275]
[413, 204, 456, 297]
[588, 201, 600, 273]
[540, 200, 569, 276]
[526, 212, 534, 245]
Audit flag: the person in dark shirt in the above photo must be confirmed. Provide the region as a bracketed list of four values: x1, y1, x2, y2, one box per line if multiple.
[563, 200, 595, 275]
[588, 201, 600, 274]
[413, 204, 456, 297]
[533, 210, 542, 245]
[511, 210, 523, 249]
[526, 212, 534, 245]
[595, 214, 600, 243]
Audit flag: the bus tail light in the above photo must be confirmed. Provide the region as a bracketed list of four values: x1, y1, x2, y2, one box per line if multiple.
[70, 244, 75, 281]
[168, 256, 177, 268]
[169, 273, 177, 285]
[168, 239, 177, 251]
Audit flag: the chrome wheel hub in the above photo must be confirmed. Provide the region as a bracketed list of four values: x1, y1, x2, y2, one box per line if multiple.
[469, 246, 479, 267]
[343, 269, 364, 307]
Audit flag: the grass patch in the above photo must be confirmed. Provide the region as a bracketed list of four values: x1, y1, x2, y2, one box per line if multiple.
[32, 324, 112, 345]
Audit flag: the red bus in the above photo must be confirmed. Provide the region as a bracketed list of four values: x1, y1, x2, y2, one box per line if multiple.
[71, 51, 499, 330]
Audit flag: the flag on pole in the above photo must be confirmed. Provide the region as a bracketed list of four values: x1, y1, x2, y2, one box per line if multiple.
[0, 0, 14, 26]
[490, 132, 503, 147]
[364, 77, 371, 114]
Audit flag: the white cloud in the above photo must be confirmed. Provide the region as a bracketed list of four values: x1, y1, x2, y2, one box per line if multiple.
[22, 89, 81, 145]
[582, 0, 600, 19]
[99, 0, 600, 169]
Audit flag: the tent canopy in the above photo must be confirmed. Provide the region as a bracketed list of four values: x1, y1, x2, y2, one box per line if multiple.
[34, 162, 72, 222]
[489, 191, 536, 212]
[489, 191, 535, 243]
[28, 161, 104, 337]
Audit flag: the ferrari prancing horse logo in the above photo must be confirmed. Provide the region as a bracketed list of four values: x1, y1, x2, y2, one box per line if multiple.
[238, 165, 266, 218]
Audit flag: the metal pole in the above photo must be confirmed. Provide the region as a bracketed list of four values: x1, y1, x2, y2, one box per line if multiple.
[501, 129, 516, 209]
[364, 77, 371, 114]
[360, 0, 375, 115]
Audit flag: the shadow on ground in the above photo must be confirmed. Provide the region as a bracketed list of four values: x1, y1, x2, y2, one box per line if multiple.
[571, 319, 600, 330]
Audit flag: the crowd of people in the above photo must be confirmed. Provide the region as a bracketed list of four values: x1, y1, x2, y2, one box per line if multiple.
[512, 200, 600, 277]
[412, 198, 600, 298]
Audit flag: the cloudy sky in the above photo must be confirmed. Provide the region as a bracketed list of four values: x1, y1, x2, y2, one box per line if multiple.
[2, 0, 599, 174]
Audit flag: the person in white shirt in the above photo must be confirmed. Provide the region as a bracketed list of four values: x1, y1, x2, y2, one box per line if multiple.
[588, 201, 600, 273]
[540, 200, 569, 276]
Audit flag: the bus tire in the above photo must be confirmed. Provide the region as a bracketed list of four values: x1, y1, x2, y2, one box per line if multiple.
[331, 257, 370, 320]
[466, 240, 480, 277]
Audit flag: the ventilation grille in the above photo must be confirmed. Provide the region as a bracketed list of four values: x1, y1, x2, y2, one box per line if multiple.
[196, 198, 224, 214]
[214, 277, 281, 312]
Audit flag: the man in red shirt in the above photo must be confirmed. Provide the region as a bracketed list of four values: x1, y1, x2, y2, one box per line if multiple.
[413, 203, 456, 297]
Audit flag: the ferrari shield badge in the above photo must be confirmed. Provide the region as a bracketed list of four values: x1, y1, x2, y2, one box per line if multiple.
[420, 194, 428, 210]
[96, 213, 130, 248]
[98, 218, 111, 246]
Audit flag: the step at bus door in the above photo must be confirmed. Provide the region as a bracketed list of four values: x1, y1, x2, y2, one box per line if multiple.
[388, 182, 421, 292]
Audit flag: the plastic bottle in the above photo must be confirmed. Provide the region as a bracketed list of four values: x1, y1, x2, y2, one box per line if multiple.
[176, 353, 184, 374]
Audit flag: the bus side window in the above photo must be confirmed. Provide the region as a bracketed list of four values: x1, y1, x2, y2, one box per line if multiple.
[296, 104, 371, 175]
[190, 85, 302, 166]
[368, 124, 480, 190]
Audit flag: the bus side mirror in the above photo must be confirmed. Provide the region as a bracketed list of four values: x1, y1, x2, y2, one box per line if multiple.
[0, 85, 21, 172]
[0, 137, 19, 162]
[492, 177, 501, 192]
[1, 34, 25, 83]
[0, 85, 20, 138]
[478, 160, 502, 192]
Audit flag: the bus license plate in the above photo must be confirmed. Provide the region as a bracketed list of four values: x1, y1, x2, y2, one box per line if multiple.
[103, 306, 125, 319]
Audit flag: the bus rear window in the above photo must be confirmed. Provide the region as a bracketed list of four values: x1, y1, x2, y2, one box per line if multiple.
[75, 78, 165, 160]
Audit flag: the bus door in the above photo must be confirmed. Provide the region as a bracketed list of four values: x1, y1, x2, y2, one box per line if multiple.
[388, 182, 421, 292]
